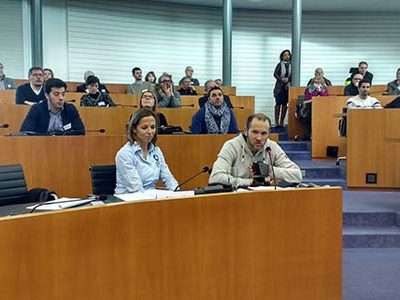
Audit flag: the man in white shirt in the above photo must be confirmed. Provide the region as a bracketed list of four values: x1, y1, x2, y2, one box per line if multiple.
[346, 79, 382, 109]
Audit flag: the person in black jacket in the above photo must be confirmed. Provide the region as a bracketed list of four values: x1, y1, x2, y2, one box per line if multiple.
[20, 78, 85, 135]
[15, 67, 46, 105]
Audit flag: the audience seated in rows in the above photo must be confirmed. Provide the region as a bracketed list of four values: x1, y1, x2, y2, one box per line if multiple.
[154, 73, 181, 108]
[127, 67, 153, 95]
[346, 79, 382, 109]
[198, 80, 233, 109]
[20, 78, 85, 134]
[179, 66, 199, 86]
[306, 68, 332, 86]
[80, 76, 115, 107]
[0, 62, 16, 90]
[76, 70, 109, 93]
[145, 71, 157, 84]
[345, 61, 373, 86]
[139, 90, 168, 127]
[43, 68, 54, 83]
[344, 73, 363, 96]
[387, 68, 400, 95]
[15, 67, 46, 105]
[177, 77, 197, 96]
[191, 86, 238, 134]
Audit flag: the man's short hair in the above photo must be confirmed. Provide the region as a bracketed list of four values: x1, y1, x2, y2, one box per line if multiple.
[85, 75, 100, 86]
[132, 67, 141, 74]
[28, 67, 43, 77]
[246, 113, 272, 130]
[185, 66, 193, 72]
[207, 86, 223, 98]
[44, 78, 67, 94]
[358, 79, 371, 88]
[358, 61, 368, 67]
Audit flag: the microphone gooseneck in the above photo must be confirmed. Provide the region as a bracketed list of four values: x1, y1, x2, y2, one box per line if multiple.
[115, 104, 138, 108]
[0, 123, 10, 128]
[266, 147, 277, 190]
[174, 166, 210, 192]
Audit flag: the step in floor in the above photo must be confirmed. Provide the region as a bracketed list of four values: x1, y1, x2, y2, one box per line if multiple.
[343, 225, 400, 248]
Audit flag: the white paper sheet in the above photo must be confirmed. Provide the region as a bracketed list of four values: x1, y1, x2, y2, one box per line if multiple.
[26, 198, 92, 211]
[114, 189, 195, 202]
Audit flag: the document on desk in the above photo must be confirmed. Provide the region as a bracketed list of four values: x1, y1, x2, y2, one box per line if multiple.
[115, 189, 195, 202]
[26, 198, 92, 211]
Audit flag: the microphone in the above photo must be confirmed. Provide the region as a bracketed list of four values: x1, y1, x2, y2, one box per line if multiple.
[115, 104, 138, 108]
[180, 104, 195, 107]
[0, 124, 9, 128]
[232, 106, 245, 109]
[66, 99, 76, 103]
[266, 147, 277, 190]
[85, 128, 106, 133]
[174, 166, 210, 191]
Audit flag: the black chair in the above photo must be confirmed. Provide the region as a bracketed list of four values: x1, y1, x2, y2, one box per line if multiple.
[89, 165, 116, 195]
[0, 164, 28, 206]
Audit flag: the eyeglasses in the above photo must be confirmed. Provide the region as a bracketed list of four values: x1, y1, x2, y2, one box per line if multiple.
[353, 78, 362, 81]
[161, 80, 171, 83]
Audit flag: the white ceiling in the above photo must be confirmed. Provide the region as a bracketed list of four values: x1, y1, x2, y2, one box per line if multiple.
[154, 0, 400, 13]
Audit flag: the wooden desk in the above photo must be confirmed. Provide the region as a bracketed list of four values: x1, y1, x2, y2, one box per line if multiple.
[312, 96, 396, 158]
[0, 134, 277, 197]
[347, 109, 400, 188]
[0, 90, 254, 111]
[0, 104, 253, 135]
[288, 85, 389, 140]
[0, 187, 342, 300]
[13, 79, 237, 95]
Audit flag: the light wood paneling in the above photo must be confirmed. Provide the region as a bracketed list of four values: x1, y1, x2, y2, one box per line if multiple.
[347, 109, 400, 188]
[312, 95, 395, 158]
[0, 134, 278, 197]
[0, 188, 342, 300]
[0, 104, 253, 134]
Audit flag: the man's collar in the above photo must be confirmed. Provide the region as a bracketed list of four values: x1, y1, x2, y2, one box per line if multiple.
[30, 82, 42, 92]
[47, 100, 64, 113]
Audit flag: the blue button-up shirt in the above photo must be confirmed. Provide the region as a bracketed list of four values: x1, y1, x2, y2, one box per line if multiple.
[115, 142, 178, 194]
[47, 101, 64, 132]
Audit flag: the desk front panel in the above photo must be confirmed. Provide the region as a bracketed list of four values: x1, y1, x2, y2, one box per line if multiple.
[0, 188, 342, 300]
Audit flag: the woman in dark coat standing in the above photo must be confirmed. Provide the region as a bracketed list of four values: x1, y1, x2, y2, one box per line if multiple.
[273, 49, 292, 127]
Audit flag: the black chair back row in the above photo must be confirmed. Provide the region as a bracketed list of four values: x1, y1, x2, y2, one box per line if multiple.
[89, 165, 116, 195]
[0, 164, 28, 206]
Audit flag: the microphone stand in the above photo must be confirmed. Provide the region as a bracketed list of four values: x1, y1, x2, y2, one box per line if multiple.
[174, 167, 209, 192]
[266, 147, 277, 190]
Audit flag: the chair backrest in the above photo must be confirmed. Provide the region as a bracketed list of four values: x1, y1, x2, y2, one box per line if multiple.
[0, 164, 28, 206]
[89, 165, 116, 195]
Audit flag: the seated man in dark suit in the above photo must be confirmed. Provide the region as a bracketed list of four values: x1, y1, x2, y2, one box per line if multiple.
[20, 78, 85, 135]
[198, 80, 233, 109]
[15, 67, 46, 105]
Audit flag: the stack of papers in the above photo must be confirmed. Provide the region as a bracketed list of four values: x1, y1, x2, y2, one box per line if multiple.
[26, 198, 92, 211]
[115, 189, 195, 202]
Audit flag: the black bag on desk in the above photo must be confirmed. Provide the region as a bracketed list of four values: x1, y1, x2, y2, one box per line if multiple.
[158, 126, 183, 135]
[26, 188, 58, 202]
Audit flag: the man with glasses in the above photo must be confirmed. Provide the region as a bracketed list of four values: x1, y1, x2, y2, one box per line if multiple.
[15, 67, 46, 105]
[154, 73, 181, 108]
[344, 73, 363, 96]
[179, 66, 200, 86]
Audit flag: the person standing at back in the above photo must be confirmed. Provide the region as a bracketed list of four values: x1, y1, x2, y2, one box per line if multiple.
[273, 50, 292, 127]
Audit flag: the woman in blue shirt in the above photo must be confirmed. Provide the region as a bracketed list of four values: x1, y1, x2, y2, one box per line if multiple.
[115, 109, 178, 194]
